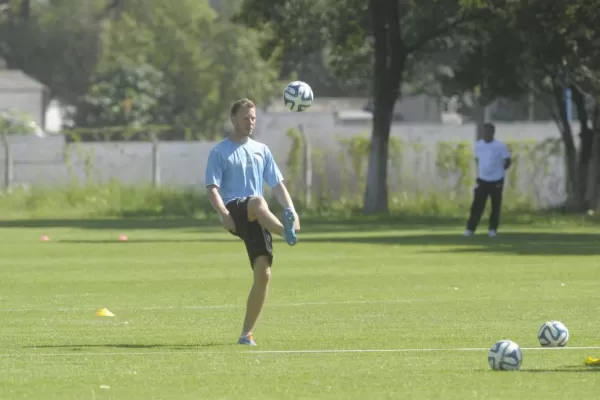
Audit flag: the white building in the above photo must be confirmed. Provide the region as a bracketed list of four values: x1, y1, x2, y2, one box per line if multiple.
[0, 69, 49, 129]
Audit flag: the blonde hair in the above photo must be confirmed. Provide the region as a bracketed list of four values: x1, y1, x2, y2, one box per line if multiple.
[230, 98, 256, 117]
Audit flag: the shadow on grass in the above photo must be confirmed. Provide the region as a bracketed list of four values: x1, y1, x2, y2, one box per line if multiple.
[0, 212, 592, 233]
[59, 231, 600, 256]
[25, 343, 224, 350]
[57, 239, 208, 244]
[0, 218, 215, 230]
[299, 232, 600, 256]
[519, 366, 600, 373]
[0, 215, 462, 232]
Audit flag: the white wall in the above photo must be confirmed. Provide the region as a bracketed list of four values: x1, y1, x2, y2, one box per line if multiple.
[0, 121, 570, 208]
[394, 95, 442, 123]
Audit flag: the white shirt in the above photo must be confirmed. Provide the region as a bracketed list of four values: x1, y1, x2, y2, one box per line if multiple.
[474, 139, 511, 181]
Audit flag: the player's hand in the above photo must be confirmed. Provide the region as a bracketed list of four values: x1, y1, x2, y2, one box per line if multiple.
[219, 212, 236, 232]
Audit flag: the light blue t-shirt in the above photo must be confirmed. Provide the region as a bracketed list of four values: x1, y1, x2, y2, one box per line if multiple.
[204, 138, 284, 204]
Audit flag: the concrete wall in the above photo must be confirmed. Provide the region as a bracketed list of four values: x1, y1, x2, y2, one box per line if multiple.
[0, 119, 574, 208]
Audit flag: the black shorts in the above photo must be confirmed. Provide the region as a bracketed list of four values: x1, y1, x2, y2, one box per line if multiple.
[225, 197, 273, 268]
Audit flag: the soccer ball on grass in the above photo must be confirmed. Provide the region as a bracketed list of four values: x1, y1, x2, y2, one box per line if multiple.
[537, 321, 569, 347]
[488, 340, 523, 371]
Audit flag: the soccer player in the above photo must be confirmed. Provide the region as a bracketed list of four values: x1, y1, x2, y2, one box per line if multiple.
[204, 98, 300, 346]
[464, 122, 512, 237]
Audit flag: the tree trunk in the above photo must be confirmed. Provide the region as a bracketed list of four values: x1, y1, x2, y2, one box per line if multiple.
[585, 103, 600, 210]
[364, 101, 395, 213]
[553, 83, 582, 211]
[19, 0, 30, 19]
[363, 0, 405, 215]
[573, 87, 592, 207]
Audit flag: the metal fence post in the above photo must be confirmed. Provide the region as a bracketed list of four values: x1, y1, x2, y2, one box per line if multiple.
[1, 132, 12, 191]
[150, 132, 160, 188]
[298, 124, 312, 208]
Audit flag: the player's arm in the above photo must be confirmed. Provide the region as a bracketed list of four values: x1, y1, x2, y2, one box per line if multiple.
[272, 182, 294, 210]
[503, 144, 512, 170]
[205, 150, 235, 231]
[264, 149, 300, 231]
[206, 185, 228, 216]
[206, 185, 236, 232]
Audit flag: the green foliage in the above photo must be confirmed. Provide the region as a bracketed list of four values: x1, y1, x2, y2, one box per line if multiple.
[0, 0, 106, 104]
[0, 0, 281, 141]
[237, 0, 493, 215]
[236, 0, 491, 99]
[0, 180, 541, 220]
[442, 0, 600, 109]
[0, 110, 45, 136]
[96, 1, 281, 140]
[433, 139, 562, 211]
[0, 182, 209, 219]
[279, 133, 565, 215]
[337, 135, 403, 177]
[338, 136, 371, 187]
[234, 0, 371, 95]
[71, 57, 166, 129]
[0, 127, 563, 219]
[435, 141, 474, 193]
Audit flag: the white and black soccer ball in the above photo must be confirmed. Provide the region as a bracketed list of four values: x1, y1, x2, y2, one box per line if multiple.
[283, 80, 314, 112]
[488, 340, 523, 371]
[538, 321, 569, 347]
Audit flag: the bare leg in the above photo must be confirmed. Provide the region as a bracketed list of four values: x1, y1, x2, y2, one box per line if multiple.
[242, 256, 271, 334]
[247, 196, 284, 236]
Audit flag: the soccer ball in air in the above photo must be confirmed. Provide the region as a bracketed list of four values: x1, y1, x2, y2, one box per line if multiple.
[488, 340, 523, 371]
[283, 80, 314, 112]
[537, 321, 569, 347]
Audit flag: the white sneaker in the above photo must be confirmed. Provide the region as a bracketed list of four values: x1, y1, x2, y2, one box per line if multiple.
[488, 230, 497, 237]
[463, 230, 474, 236]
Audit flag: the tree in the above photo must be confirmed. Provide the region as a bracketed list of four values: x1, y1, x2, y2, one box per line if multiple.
[234, 0, 371, 97]
[444, 0, 600, 211]
[0, 0, 281, 140]
[71, 56, 166, 131]
[83, 0, 281, 140]
[0, 0, 115, 104]
[236, 0, 488, 213]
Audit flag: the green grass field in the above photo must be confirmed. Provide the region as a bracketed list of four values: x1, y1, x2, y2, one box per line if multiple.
[0, 217, 599, 399]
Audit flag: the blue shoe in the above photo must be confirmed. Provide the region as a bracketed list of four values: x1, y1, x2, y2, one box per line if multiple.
[237, 334, 257, 346]
[282, 207, 297, 246]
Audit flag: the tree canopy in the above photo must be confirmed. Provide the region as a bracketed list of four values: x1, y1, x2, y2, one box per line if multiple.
[445, 0, 600, 210]
[0, 0, 281, 140]
[236, 0, 492, 213]
[236, 0, 600, 212]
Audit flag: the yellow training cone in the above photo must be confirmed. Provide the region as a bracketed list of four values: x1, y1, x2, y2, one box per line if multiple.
[95, 308, 115, 317]
[584, 356, 600, 366]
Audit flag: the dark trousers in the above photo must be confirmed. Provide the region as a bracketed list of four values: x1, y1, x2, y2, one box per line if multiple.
[466, 178, 504, 232]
